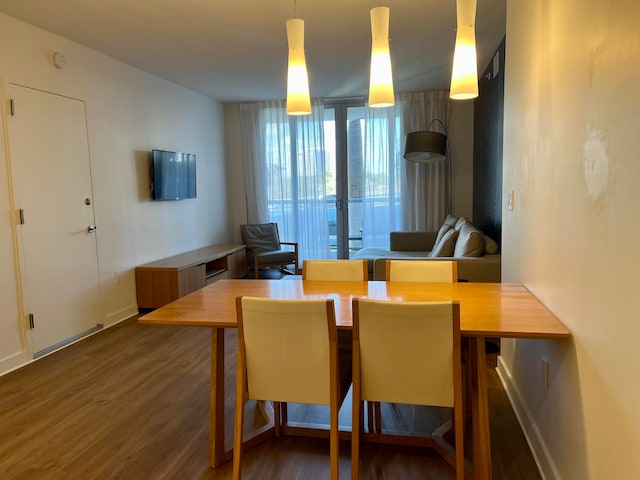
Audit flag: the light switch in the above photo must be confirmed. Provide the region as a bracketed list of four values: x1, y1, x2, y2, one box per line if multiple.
[507, 190, 514, 211]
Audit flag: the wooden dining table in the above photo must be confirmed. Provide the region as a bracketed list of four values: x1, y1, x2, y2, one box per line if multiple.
[139, 279, 570, 479]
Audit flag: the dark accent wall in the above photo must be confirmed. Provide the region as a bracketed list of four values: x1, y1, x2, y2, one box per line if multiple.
[473, 36, 505, 243]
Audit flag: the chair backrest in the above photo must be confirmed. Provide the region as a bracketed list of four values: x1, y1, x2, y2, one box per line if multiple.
[236, 296, 338, 405]
[240, 223, 281, 251]
[385, 259, 458, 282]
[302, 259, 368, 281]
[352, 298, 461, 408]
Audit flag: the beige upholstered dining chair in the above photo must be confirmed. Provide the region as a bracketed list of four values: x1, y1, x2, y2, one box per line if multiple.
[302, 259, 368, 281]
[233, 296, 350, 480]
[385, 259, 458, 282]
[364, 259, 460, 432]
[302, 259, 367, 433]
[386, 258, 500, 366]
[351, 299, 465, 480]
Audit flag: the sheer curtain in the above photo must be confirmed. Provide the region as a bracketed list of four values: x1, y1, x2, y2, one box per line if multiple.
[361, 105, 403, 248]
[361, 90, 450, 248]
[240, 92, 449, 255]
[240, 100, 330, 261]
[398, 90, 450, 231]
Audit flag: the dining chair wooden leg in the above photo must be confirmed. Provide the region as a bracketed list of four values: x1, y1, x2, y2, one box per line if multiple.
[274, 401, 281, 437]
[453, 326, 465, 480]
[330, 397, 339, 479]
[352, 399, 362, 480]
[352, 333, 362, 480]
[454, 405, 465, 480]
[366, 401, 374, 433]
[365, 401, 382, 433]
[233, 381, 247, 479]
[282, 401, 288, 426]
[374, 401, 382, 433]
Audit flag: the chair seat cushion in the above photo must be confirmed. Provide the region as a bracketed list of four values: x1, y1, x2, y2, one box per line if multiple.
[249, 249, 297, 265]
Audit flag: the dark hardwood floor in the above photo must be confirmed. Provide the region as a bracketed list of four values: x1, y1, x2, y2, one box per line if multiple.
[0, 316, 540, 480]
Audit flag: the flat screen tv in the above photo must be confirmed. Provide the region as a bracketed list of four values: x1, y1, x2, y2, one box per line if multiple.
[151, 149, 197, 200]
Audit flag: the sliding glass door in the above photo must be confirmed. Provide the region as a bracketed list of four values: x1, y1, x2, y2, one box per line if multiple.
[246, 99, 403, 261]
[244, 94, 445, 261]
[324, 102, 366, 259]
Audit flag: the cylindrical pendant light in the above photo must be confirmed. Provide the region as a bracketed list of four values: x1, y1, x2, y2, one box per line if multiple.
[286, 18, 311, 115]
[368, 6, 395, 108]
[450, 0, 479, 100]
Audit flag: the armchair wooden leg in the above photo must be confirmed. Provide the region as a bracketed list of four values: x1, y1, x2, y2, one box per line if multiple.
[253, 255, 260, 279]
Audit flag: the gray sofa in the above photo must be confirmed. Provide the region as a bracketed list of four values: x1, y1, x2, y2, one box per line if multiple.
[353, 217, 501, 282]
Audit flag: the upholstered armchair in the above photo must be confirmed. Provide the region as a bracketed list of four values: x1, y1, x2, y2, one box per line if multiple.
[240, 223, 299, 279]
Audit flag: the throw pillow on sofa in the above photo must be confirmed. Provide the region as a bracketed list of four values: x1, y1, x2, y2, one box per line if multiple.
[434, 223, 452, 248]
[454, 216, 470, 231]
[443, 214, 458, 227]
[453, 223, 485, 257]
[431, 228, 459, 257]
[483, 235, 499, 254]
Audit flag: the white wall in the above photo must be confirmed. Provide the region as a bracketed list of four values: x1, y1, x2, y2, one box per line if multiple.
[500, 1, 640, 478]
[0, 14, 228, 375]
[224, 104, 247, 244]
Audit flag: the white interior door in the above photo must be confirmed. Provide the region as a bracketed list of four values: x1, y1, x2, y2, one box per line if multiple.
[8, 84, 101, 357]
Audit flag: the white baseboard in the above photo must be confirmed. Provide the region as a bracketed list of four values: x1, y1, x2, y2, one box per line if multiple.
[0, 305, 139, 378]
[103, 304, 139, 327]
[0, 350, 30, 377]
[496, 357, 561, 480]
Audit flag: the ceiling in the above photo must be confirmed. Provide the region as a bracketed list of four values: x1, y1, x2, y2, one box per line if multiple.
[0, 0, 506, 103]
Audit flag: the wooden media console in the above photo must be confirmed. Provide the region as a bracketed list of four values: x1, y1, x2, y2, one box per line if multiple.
[135, 244, 247, 309]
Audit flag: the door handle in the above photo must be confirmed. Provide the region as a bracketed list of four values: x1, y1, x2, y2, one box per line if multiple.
[335, 199, 348, 211]
[87, 225, 97, 233]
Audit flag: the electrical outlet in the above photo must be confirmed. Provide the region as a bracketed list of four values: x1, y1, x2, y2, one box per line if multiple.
[541, 358, 549, 389]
